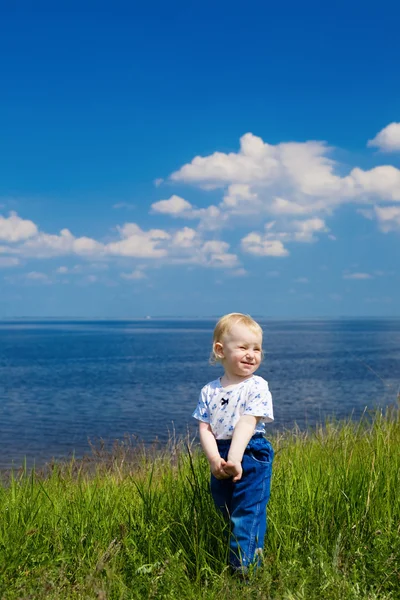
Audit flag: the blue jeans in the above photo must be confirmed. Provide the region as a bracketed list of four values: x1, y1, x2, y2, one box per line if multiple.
[211, 434, 274, 571]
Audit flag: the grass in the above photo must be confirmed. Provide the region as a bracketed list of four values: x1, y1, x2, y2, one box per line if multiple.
[1, 407, 399, 599]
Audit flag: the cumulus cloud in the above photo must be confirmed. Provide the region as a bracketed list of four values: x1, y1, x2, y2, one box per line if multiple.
[168, 132, 400, 237]
[17, 222, 174, 260]
[20, 229, 104, 258]
[269, 197, 308, 216]
[107, 223, 170, 258]
[241, 233, 289, 257]
[165, 230, 240, 268]
[170, 133, 282, 187]
[289, 218, 328, 242]
[0, 213, 240, 273]
[0, 212, 38, 242]
[368, 122, 400, 152]
[151, 195, 193, 215]
[171, 226, 198, 248]
[373, 205, 400, 232]
[359, 205, 400, 232]
[241, 217, 327, 257]
[200, 240, 238, 268]
[221, 184, 259, 210]
[151, 195, 222, 230]
[347, 166, 400, 201]
[170, 134, 342, 197]
[3, 127, 400, 281]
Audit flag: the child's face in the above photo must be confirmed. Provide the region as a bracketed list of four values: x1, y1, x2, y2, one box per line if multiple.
[215, 322, 262, 379]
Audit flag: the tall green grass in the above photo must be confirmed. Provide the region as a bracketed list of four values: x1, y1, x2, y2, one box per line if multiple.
[1, 408, 399, 599]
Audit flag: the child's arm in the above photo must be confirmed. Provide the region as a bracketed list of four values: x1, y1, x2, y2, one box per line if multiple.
[224, 415, 259, 482]
[199, 422, 230, 479]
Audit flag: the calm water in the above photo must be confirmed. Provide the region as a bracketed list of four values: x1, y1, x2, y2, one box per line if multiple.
[0, 319, 399, 469]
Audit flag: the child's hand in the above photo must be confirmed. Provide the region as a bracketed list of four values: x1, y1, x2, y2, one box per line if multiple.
[210, 456, 230, 479]
[223, 460, 243, 482]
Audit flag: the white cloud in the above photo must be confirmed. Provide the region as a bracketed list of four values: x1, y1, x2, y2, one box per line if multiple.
[347, 166, 400, 201]
[26, 271, 50, 282]
[7, 117, 400, 285]
[2, 130, 400, 281]
[153, 231, 241, 269]
[106, 223, 170, 258]
[20, 229, 104, 258]
[290, 218, 328, 242]
[170, 134, 341, 198]
[177, 237, 239, 268]
[241, 217, 327, 257]
[151, 196, 222, 230]
[201, 241, 238, 268]
[241, 233, 289, 257]
[56, 263, 109, 275]
[359, 205, 400, 232]
[269, 197, 308, 216]
[294, 277, 309, 283]
[0, 257, 20, 268]
[221, 184, 258, 210]
[190, 206, 222, 230]
[151, 195, 193, 215]
[368, 122, 400, 152]
[168, 133, 400, 239]
[170, 133, 281, 187]
[0, 218, 172, 261]
[171, 227, 198, 248]
[121, 269, 147, 280]
[0, 213, 240, 272]
[0, 212, 38, 242]
[343, 272, 373, 280]
[373, 205, 400, 232]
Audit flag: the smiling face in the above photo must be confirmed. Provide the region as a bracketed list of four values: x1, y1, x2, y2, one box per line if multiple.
[215, 322, 263, 383]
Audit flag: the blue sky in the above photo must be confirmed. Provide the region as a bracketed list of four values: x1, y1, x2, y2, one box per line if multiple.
[1, 0, 399, 318]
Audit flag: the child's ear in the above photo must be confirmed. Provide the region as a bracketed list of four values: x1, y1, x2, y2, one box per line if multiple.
[214, 342, 224, 358]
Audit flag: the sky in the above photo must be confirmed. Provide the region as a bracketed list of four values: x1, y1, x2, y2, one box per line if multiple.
[0, 0, 399, 318]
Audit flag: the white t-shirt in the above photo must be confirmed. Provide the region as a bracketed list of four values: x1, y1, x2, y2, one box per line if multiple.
[193, 375, 274, 440]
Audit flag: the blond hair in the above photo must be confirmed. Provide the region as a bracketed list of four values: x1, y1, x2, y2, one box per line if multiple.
[210, 312, 263, 364]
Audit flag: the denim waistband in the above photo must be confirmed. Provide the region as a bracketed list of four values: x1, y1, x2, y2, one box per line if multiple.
[216, 432, 264, 449]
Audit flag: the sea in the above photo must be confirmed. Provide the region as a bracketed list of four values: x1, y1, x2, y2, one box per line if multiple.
[0, 318, 399, 470]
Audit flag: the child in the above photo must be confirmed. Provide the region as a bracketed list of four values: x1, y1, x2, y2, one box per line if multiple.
[193, 313, 274, 574]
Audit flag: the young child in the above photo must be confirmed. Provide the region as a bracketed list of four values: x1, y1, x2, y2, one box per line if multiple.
[193, 313, 274, 574]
